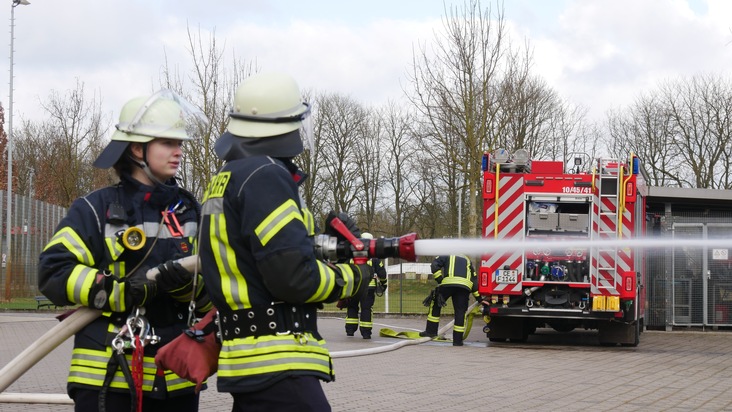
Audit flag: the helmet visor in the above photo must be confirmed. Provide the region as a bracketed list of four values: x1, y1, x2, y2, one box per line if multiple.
[117, 89, 208, 141]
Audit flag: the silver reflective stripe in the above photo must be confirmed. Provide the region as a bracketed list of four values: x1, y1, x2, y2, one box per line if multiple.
[71, 266, 97, 303]
[203, 198, 224, 215]
[217, 355, 331, 373]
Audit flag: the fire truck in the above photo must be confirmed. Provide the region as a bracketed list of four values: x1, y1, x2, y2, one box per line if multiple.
[478, 149, 647, 346]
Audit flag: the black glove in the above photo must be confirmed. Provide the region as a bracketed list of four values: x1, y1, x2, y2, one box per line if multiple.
[422, 289, 435, 307]
[88, 270, 156, 311]
[154, 260, 194, 293]
[127, 270, 158, 307]
[324, 210, 361, 240]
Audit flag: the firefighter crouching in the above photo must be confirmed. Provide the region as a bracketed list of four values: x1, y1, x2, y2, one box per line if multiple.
[37, 91, 212, 411]
[345, 232, 388, 339]
[419, 255, 482, 346]
[197, 71, 372, 411]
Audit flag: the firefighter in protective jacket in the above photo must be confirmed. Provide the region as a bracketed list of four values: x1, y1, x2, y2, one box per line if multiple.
[419, 255, 481, 346]
[38, 91, 212, 412]
[345, 232, 388, 339]
[197, 71, 372, 411]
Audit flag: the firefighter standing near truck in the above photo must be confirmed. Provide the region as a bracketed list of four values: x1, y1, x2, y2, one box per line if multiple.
[419, 255, 481, 346]
[197, 71, 372, 411]
[38, 91, 212, 412]
[345, 232, 388, 339]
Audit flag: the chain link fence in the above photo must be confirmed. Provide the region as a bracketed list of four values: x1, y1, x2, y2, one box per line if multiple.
[0, 191, 67, 301]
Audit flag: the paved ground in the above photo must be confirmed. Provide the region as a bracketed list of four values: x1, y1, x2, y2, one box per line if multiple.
[1, 311, 731, 411]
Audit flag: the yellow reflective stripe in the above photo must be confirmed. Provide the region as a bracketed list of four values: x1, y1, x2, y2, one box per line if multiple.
[302, 206, 316, 236]
[218, 334, 331, 378]
[108, 278, 127, 312]
[441, 276, 472, 288]
[306, 261, 337, 303]
[210, 212, 249, 310]
[43, 227, 95, 266]
[69, 348, 194, 391]
[105, 236, 125, 261]
[338, 265, 356, 298]
[67, 265, 97, 305]
[433, 269, 444, 282]
[255, 199, 303, 246]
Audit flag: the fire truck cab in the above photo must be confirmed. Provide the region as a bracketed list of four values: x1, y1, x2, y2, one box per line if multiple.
[479, 149, 647, 346]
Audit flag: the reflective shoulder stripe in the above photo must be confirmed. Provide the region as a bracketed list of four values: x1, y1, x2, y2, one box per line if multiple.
[255, 199, 304, 246]
[44, 227, 95, 267]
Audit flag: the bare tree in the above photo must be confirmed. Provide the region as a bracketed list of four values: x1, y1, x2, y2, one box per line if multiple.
[607, 74, 732, 189]
[406, 0, 525, 238]
[159, 26, 257, 198]
[313, 92, 369, 217]
[15, 80, 108, 207]
[378, 101, 421, 236]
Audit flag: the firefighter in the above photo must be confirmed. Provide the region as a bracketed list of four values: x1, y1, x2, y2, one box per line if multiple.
[197, 71, 372, 411]
[38, 91, 212, 412]
[419, 255, 481, 346]
[345, 232, 388, 339]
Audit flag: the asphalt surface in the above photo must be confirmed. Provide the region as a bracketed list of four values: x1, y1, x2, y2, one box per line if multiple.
[1, 311, 731, 411]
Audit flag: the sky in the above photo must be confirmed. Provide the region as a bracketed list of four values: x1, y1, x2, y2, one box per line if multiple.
[1, 0, 731, 129]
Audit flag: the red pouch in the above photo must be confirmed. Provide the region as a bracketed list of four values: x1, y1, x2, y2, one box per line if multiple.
[154, 310, 220, 393]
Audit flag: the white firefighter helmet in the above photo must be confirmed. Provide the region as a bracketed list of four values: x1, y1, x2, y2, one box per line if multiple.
[215, 71, 311, 160]
[94, 90, 198, 169]
[361, 232, 374, 240]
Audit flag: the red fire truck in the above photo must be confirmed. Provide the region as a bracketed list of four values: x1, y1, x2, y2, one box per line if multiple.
[478, 149, 647, 346]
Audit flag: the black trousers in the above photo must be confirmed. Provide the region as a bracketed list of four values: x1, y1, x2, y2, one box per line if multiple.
[426, 285, 469, 333]
[72, 388, 199, 412]
[345, 288, 376, 336]
[231, 376, 331, 412]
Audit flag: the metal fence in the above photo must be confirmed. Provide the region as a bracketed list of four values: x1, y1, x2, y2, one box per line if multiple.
[645, 210, 732, 330]
[0, 190, 67, 300]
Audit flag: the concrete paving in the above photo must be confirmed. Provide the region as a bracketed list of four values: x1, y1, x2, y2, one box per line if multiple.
[1, 311, 731, 411]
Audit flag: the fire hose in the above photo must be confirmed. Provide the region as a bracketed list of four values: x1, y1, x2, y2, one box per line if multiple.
[0, 255, 199, 398]
[331, 300, 481, 358]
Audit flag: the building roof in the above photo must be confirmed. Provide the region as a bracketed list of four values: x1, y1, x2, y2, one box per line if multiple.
[648, 186, 732, 208]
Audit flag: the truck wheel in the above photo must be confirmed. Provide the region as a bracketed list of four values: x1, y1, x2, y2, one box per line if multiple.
[489, 337, 507, 342]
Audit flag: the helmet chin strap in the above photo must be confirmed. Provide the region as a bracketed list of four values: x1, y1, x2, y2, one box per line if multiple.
[129, 143, 176, 188]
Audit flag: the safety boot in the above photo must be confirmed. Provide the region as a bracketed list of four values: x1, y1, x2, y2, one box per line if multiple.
[419, 322, 438, 338]
[452, 331, 463, 346]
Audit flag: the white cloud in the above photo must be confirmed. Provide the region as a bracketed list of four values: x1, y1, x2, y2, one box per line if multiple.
[1, 0, 731, 129]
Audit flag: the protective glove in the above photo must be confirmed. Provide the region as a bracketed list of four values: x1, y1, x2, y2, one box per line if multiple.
[326, 261, 370, 303]
[380, 281, 388, 291]
[88, 270, 157, 312]
[127, 270, 158, 307]
[154, 260, 194, 292]
[324, 210, 362, 240]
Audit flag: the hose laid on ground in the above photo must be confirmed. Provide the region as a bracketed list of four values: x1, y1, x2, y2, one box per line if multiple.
[331, 301, 481, 358]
